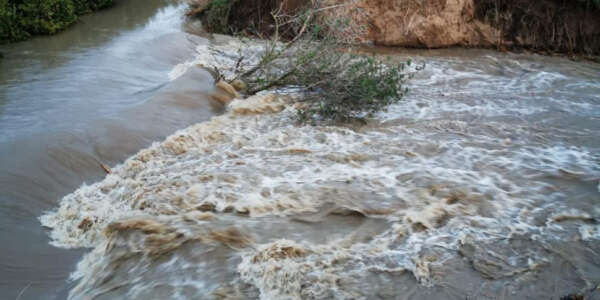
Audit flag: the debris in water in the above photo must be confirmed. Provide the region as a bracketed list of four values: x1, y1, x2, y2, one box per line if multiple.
[560, 294, 584, 300]
[100, 163, 111, 174]
[216, 80, 241, 100]
[77, 217, 94, 232]
[559, 168, 585, 178]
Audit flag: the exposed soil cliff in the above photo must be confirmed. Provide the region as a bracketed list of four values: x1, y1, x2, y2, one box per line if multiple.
[475, 0, 600, 55]
[323, 0, 498, 48]
[190, 0, 600, 56]
[324, 0, 600, 55]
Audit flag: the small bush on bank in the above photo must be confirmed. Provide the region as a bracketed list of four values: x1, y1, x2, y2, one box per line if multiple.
[0, 0, 28, 42]
[73, 0, 113, 14]
[189, 0, 307, 39]
[579, 0, 600, 9]
[0, 0, 114, 43]
[197, 0, 237, 34]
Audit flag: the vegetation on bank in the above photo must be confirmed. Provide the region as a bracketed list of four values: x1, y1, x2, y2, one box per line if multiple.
[190, 0, 420, 123]
[578, 0, 600, 8]
[189, 0, 600, 58]
[0, 0, 113, 43]
[475, 0, 600, 56]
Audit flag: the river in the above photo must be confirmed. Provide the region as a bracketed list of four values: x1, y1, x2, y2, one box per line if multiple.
[0, 0, 220, 298]
[1, 1, 600, 299]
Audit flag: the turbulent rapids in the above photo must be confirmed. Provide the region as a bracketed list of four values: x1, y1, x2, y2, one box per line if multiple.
[39, 36, 600, 299]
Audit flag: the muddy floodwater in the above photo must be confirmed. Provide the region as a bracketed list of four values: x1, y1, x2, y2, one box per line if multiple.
[2, 1, 600, 299]
[0, 0, 221, 298]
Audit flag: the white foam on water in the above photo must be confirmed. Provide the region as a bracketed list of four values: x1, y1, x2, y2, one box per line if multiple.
[169, 37, 267, 81]
[40, 91, 600, 298]
[40, 38, 600, 299]
[109, 3, 188, 59]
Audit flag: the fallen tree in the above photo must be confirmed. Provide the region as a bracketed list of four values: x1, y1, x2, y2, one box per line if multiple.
[189, 0, 421, 123]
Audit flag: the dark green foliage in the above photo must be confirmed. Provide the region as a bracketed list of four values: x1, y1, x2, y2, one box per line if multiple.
[238, 22, 420, 123]
[0, 0, 28, 42]
[200, 0, 238, 34]
[304, 59, 406, 121]
[0, 0, 113, 43]
[579, 0, 600, 9]
[16, 0, 77, 35]
[73, 0, 113, 14]
[293, 54, 414, 123]
[194, 0, 307, 39]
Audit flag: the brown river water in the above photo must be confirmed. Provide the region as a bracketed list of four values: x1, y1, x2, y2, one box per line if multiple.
[1, 1, 600, 299]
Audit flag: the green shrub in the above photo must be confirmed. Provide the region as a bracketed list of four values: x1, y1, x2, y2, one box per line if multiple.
[0, 0, 113, 43]
[579, 0, 600, 9]
[198, 0, 238, 34]
[73, 0, 113, 14]
[204, 3, 423, 124]
[280, 31, 418, 123]
[17, 0, 77, 35]
[0, 0, 27, 42]
[294, 56, 411, 123]
[239, 31, 415, 123]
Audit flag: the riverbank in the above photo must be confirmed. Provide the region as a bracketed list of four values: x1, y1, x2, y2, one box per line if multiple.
[0, 0, 114, 43]
[189, 0, 600, 59]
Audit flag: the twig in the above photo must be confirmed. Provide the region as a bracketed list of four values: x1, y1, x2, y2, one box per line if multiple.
[229, 4, 317, 83]
[15, 282, 32, 300]
[234, 55, 244, 73]
[312, 3, 349, 13]
[290, 12, 311, 43]
[247, 66, 298, 95]
[100, 163, 112, 174]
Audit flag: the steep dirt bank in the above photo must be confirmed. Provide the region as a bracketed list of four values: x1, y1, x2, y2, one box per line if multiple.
[322, 0, 497, 48]
[475, 0, 600, 55]
[189, 0, 600, 56]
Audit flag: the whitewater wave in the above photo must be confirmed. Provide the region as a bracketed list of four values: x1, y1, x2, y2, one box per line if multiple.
[40, 38, 600, 299]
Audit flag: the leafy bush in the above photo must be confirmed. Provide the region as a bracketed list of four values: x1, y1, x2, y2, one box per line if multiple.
[16, 0, 77, 35]
[0, 0, 113, 43]
[200, 0, 237, 34]
[73, 0, 113, 14]
[0, 0, 28, 42]
[294, 56, 412, 123]
[239, 29, 417, 122]
[268, 28, 418, 123]
[198, 1, 422, 123]
[579, 0, 600, 9]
